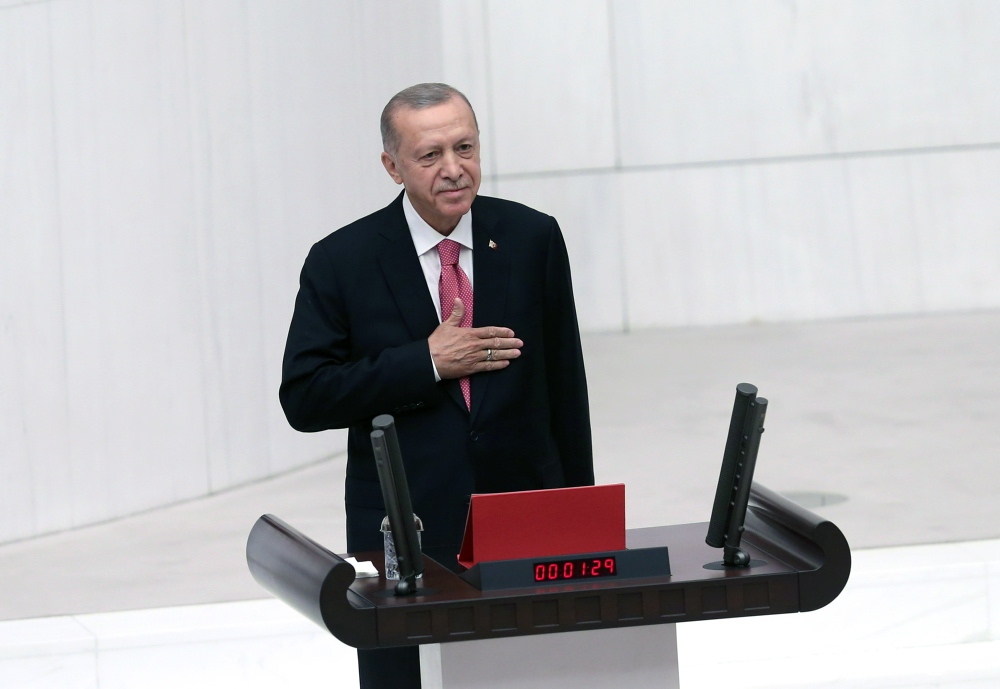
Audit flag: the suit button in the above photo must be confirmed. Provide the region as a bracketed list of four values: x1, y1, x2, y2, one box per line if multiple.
[470, 432, 479, 441]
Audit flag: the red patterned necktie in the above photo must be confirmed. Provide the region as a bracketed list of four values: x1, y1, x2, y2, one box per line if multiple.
[437, 238, 473, 409]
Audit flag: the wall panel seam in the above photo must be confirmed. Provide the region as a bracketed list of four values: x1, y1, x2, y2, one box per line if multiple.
[489, 141, 1000, 181]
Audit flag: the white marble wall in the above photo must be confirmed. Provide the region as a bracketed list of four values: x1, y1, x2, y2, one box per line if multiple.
[4, 0, 1000, 540]
[444, 0, 1000, 331]
[0, 0, 444, 542]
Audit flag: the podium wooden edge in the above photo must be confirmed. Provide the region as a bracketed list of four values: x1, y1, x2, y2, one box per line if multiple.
[246, 514, 377, 648]
[745, 483, 852, 612]
[245, 484, 851, 649]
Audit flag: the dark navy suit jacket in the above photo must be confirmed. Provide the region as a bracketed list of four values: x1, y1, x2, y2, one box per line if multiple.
[280, 192, 594, 562]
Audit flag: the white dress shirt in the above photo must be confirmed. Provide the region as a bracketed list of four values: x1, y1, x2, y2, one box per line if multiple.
[402, 192, 475, 381]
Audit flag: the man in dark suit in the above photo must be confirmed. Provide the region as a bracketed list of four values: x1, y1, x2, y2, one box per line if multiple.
[279, 83, 593, 688]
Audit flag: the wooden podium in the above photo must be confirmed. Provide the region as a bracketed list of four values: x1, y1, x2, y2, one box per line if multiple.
[247, 483, 850, 687]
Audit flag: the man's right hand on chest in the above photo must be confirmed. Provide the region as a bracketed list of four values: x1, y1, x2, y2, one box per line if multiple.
[428, 298, 522, 379]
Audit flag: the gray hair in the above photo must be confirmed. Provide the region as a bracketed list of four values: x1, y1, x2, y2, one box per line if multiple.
[380, 83, 479, 157]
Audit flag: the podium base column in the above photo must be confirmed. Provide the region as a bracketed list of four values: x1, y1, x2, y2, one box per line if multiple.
[419, 624, 679, 689]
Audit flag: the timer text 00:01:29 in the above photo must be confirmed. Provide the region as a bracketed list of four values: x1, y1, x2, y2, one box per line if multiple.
[532, 556, 618, 582]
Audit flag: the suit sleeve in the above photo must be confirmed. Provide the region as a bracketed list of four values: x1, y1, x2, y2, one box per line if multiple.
[543, 220, 595, 486]
[279, 242, 438, 432]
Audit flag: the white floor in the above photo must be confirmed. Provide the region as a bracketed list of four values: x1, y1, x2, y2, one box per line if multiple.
[0, 600, 354, 689]
[2, 311, 999, 687]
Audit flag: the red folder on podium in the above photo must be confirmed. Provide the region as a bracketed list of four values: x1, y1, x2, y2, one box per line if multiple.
[457, 484, 626, 569]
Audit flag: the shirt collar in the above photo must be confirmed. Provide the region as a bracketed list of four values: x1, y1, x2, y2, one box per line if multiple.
[403, 192, 474, 256]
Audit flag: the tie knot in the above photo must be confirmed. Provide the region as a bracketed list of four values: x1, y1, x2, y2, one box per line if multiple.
[437, 239, 461, 266]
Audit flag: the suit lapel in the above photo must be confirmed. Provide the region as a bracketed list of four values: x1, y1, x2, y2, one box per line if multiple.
[375, 195, 440, 341]
[377, 193, 468, 411]
[376, 194, 511, 417]
[470, 200, 510, 421]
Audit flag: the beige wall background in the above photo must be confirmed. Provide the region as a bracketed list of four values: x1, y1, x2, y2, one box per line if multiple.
[3, 0, 999, 543]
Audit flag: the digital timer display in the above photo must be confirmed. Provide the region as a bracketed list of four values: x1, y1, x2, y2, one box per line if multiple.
[533, 556, 618, 582]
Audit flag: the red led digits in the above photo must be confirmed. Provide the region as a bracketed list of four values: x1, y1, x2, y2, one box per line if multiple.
[533, 556, 619, 582]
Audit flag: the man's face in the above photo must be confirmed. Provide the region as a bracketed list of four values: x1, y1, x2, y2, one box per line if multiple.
[381, 98, 482, 235]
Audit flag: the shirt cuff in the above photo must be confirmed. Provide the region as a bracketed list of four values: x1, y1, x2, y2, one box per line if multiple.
[430, 350, 442, 382]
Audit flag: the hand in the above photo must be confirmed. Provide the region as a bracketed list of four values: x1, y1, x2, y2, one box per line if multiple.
[429, 298, 522, 379]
